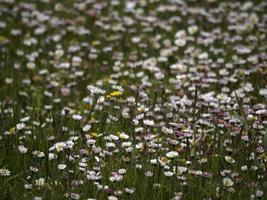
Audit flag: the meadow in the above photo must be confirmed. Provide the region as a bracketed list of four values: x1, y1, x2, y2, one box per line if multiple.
[0, 0, 267, 199]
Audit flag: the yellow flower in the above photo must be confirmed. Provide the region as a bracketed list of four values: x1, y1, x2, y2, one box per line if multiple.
[109, 91, 122, 97]
[89, 117, 97, 123]
[91, 132, 102, 137]
[159, 157, 170, 166]
[9, 127, 16, 135]
[91, 132, 98, 137]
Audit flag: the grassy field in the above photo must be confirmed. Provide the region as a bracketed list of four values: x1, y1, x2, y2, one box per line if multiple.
[0, 0, 267, 199]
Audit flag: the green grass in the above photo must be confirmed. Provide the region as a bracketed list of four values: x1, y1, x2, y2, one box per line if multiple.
[0, 0, 267, 199]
